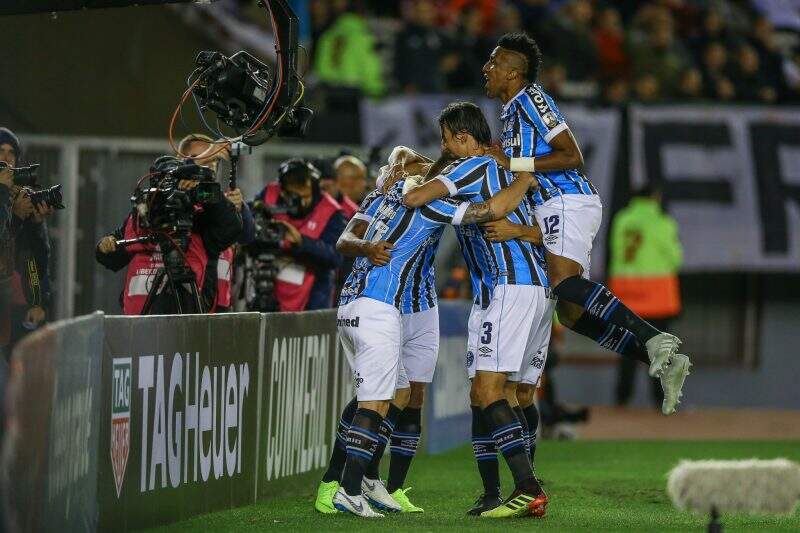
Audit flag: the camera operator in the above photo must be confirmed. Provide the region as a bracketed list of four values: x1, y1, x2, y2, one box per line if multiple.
[254, 158, 345, 311]
[0, 128, 53, 349]
[95, 156, 243, 315]
[177, 134, 255, 312]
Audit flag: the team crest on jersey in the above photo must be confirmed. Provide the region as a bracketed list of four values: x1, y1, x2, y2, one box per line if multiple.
[111, 357, 132, 498]
[465, 351, 475, 368]
[542, 112, 558, 128]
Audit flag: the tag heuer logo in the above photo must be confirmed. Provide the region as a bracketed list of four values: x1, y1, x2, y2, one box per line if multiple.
[111, 357, 132, 498]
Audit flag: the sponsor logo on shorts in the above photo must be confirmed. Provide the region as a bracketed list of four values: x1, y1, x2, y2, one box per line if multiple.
[353, 371, 364, 388]
[478, 346, 493, 357]
[544, 234, 558, 246]
[465, 351, 475, 368]
[337, 316, 360, 328]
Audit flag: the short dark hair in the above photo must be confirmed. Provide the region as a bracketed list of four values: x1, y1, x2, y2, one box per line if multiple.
[497, 32, 542, 82]
[438, 102, 492, 146]
[278, 158, 319, 187]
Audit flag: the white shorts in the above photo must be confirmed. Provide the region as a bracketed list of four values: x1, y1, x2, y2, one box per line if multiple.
[510, 294, 557, 386]
[396, 307, 440, 389]
[474, 284, 553, 375]
[465, 304, 483, 380]
[535, 194, 603, 278]
[337, 298, 402, 401]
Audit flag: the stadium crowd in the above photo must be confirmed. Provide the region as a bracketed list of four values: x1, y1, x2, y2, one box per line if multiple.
[305, 0, 800, 103]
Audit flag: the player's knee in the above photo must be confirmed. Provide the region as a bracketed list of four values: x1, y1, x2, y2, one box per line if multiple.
[393, 387, 411, 410]
[358, 399, 390, 417]
[516, 384, 535, 407]
[556, 299, 583, 328]
[504, 381, 518, 406]
[408, 382, 425, 409]
[474, 373, 505, 408]
[469, 381, 481, 406]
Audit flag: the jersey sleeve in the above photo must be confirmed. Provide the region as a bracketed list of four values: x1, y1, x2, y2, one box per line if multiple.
[418, 197, 470, 226]
[353, 189, 383, 223]
[516, 86, 569, 147]
[433, 157, 490, 199]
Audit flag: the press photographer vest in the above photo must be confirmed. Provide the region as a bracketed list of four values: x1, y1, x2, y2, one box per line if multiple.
[215, 247, 234, 310]
[122, 216, 208, 315]
[261, 182, 341, 311]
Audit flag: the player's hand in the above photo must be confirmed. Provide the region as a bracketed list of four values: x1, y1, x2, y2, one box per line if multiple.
[279, 221, 303, 246]
[482, 218, 522, 242]
[225, 188, 244, 212]
[380, 163, 408, 194]
[31, 203, 55, 223]
[12, 188, 34, 219]
[365, 241, 393, 266]
[25, 306, 46, 327]
[514, 171, 539, 190]
[98, 235, 118, 254]
[482, 145, 511, 170]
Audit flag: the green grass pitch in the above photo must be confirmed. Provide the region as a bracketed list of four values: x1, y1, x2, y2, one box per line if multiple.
[150, 441, 800, 532]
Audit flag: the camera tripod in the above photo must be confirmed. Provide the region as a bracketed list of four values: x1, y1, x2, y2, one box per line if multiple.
[117, 232, 205, 315]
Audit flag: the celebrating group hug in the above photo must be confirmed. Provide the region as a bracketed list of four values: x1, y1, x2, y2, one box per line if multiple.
[314, 32, 692, 519]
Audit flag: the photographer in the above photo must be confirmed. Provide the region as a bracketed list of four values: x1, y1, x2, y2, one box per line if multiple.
[0, 128, 53, 349]
[177, 134, 255, 312]
[95, 156, 243, 315]
[253, 158, 345, 311]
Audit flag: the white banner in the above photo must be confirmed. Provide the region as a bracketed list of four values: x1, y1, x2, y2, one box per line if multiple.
[630, 105, 800, 272]
[361, 96, 620, 279]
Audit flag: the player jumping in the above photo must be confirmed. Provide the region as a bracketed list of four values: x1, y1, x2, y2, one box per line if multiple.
[480, 33, 691, 415]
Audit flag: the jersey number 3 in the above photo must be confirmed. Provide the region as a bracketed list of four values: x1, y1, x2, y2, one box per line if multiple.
[481, 322, 493, 344]
[543, 215, 560, 235]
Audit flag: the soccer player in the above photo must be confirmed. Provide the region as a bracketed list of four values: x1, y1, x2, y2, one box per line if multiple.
[404, 102, 554, 518]
[327, 168, 535, 518]
[315, 155, 445, 515]
[480, 33, 691, 415]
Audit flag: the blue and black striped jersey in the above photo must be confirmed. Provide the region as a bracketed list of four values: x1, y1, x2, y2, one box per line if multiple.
[435, 156, 549, 298]
[501, 84, 597, 205]
[340, 182, 468, 314]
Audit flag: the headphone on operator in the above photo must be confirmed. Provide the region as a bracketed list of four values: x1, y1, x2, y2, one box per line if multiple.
[278, 157, 321, 199]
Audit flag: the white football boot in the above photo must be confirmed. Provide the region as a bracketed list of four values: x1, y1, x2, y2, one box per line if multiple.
[332, 487, 385, 518]
[661, 353, 691, 415]
[645, 332, 682, 377]
[362, 478, 402, 513]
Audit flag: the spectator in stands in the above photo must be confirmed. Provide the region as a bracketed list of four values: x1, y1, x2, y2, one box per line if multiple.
[751, 16, 786, 97]
[602, 78, 631, 105]
[731, 43, 777, 103]
[394, 0, 447, 94]
[629, 10, 690, 97]
[677, 67, 705, 100]
[442, 7, 488, 93]
[702, 41, 736, 100]
[540, 62, 568, 101]
[594, 6, 630, 82]
[314, 6, 385, 97]
[608, 184, 683, 409]
[689, 8, 736, 60]
[550, 0, 598, 84]
[633, 73, 661, 102]
[784, 46, 800, 101]
[0, 136, 13, 359]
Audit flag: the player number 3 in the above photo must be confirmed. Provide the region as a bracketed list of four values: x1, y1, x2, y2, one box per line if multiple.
[481, 322, 493, 344]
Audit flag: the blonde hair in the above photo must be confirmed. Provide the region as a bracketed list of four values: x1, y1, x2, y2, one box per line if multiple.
[177, 134, 230, 161]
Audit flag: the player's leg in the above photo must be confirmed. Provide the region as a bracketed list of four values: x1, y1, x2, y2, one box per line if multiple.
[383, 306, 439, 511]
[473, 285, 545, 518]
[316, 395, 357, 513]
[386, 382, 425, 512]
[362, 384, 407, 513]
[331, 298, 402, 518]
[516, 385, 538, 464]
[463, 305, 502, 515]
[537, 195, 682, 378]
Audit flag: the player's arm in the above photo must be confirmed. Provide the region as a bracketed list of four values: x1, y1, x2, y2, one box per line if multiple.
[482, 219, 543, 244]
[401, 178, 449, 208]
[460, 172, 536, 224]
[336, 216, 393, 266]
[484, 130, 583, 172]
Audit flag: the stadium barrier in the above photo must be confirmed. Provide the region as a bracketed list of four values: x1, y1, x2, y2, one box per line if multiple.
[2, 303, 473, 531]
